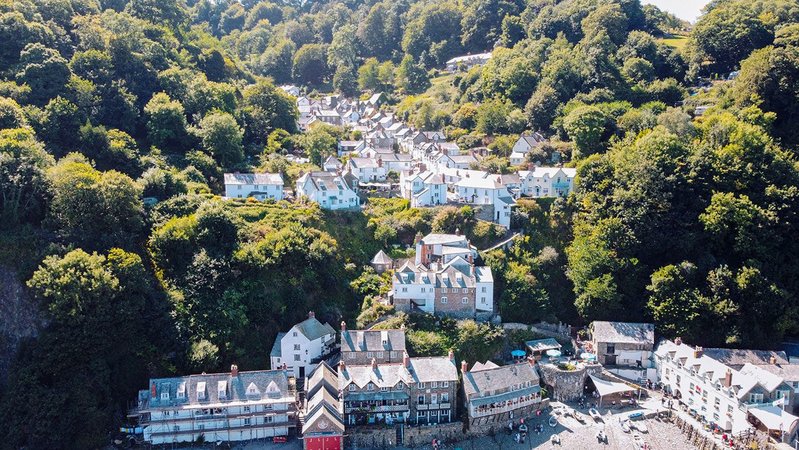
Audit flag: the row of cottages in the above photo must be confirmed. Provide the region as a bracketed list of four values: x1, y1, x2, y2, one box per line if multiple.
[131, 366, 296, 445]
[223, 173, 284, 201]
[454, 175, 516, 228]
[270, 311, 337, 379]
[297, 93, 386, 131]
[518, 166, 577, 198]
[345, 154, 414, 183]
[445, 52, 493, 72]
[392, 233, 493, 317]
[655, 338, 799, 441]
[462, 359, 542, 426]
[295, 171, 360, 210]
[338, 353, 459, 426]
[400, 170, 447, 207]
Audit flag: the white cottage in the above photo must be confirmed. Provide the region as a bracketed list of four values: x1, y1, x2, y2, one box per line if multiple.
[224, 173, 284, 201]
[270, 311, 337, 379]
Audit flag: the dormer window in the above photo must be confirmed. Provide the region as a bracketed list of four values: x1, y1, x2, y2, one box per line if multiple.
[367, 383, 375, 391]
[218, 380, 228, 400]
[197, 382, 207, 401]
[177, 382, 186, 399]
[161, 384, 170, 401]
[247, 383, 260, 396]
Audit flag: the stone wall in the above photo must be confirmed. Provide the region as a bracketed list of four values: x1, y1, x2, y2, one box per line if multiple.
[537, 363, 603, 402]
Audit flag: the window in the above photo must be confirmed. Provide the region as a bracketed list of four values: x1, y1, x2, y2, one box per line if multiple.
[367, 352, 374, 358]
[443, 381, 449, 388]
[441, 393, 449, 403]
[293, 344, 301, 351]
[481, 297, 486, 304]
[293, 332, 298, 337]
[161, 385, 170, 400]
[294, 354, 301, 361]
[421, 288, 425, 293]
[442, 288, 447, 294]
[481, 287, 486, 293]
[367, 383, 375, 391]
[244, 418, 251, 425]
[348, 384, 356, 392]
[749, 393, 764, 404]
[173, 425, 180, 432]
[264, 416, 273, 424]
[441, 297, 448, 304]
[402, 287, 408, 293]
[606, 344, 615, 354]
[418, 382, 425, 388]
[381, 387, 389, 392]
[431, 393, 438, 404]
[461, 298, 468, 304]
[418, 395, 425, 404]
[243, 406, 251, 413]
[431, 382, 437, 388]
[376, 352, 384, 358]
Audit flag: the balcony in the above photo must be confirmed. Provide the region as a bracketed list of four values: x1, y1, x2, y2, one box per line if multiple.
[417, 403, 451, 411]
[345, 403, 409, 414]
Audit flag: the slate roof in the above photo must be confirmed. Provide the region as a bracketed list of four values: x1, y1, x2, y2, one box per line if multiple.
[339, 357, 458, 389]
[470, 361, 500, 372]
[141, 369, 292, 409]
[463, 361, 539, 398]
[349, 157, 380, 169]
[341, 329, 406, 353]
[306, 362, 339, 399]
[271, 332, 286, 358]
[224, 173, 283, 186]
[703, 348, 789, 370]
[293, 317, 336, 341]
[592, 321, 654, 345]
[419, 233, 470, 246]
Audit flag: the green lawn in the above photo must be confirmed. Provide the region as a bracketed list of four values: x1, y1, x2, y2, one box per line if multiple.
[659, 34, 689, 52]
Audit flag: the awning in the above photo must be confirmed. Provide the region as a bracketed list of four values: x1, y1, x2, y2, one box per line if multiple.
[749, 406, 799, 433]
[589, 375, 637, 397]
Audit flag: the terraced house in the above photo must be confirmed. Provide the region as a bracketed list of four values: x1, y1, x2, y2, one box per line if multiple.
[462, 359, 542, 426]
[340, 323, 407, 365]
[131, 366, 296, 445]
[338, 352, 458, 426]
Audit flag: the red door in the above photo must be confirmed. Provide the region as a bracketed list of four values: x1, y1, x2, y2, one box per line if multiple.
[305, 436, 341, 450]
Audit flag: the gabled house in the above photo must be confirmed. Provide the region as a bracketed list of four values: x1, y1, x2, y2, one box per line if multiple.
[270, 312, 337, 378]
[445, 52, 492, 72]
[518, 167, 577, 198]
[323, 156, 343, 172]
[131, 365, 296, 445]
[346, 157, 387, 183]
[401, 170, 447, 207]
[590, 321, 655, 368]
[224, 173, 284, 201]
[454, 176, 516, 228]
[337, 140, 366, 156]
[338, 352, 458, 426]
[303, 363, 344, 450]
[462, 359, 542, 426]
[296, 171, 360, 210]
[509, 133, 546, 165]
[370, 250, 393, 273]
[340, 324, 407, 366]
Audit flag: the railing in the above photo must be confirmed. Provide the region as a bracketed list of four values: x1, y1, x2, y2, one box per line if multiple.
[471, 397, 541, 418]
[345, 404, 409, 413]
[417, 403, 451, 411]
[739, 401, 773, 412]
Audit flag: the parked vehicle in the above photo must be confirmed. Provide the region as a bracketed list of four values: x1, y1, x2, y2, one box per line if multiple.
[590, 408, 603, 422]
[549, 415, 558, 428]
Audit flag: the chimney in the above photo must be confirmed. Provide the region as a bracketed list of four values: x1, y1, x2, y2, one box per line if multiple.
[341, 320, 346, 331]
[448, 349, 455, 361]
[298, 170, 304, 177]
[404, 352, 410, 368]
[723, 369, 733, 388]
[400, 323, 406, 331]
[151, 382, 157, 398]
[694, 346, 703, 359]
[377, 157, 383, 167]
[675, 337, 682, 346]
[527, 162, 534, 171]
[371, 358, 378, 370]
[231, 364, 239, 377]
[455, 227, 460, 236]
[461, 360, 468, 373]
[339, 359, 346, 372]
[308, 311, 315, 319]
[770, 356, 778, 365]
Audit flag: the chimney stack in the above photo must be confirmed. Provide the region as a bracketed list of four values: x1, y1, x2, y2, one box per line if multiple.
[404, 352, 411, 368]
[723, 369, 733, 388]
[400, 323, 406, 330]
[448, 349, 455, 361]
[770, 356, 778, 365]
[308, 311, 315, 319]
[371, 358, 378, 370]
[455, 227, 461, 236]
[675, 337, 682, 346]
[461, 360, 468, 374]
[339, 359, 346, 372]
[341, 321, 347, 331]
[528, 162, 534, 171]
[694, 346, 703, 359]
[231, 364, 239, 377]
[151, 382, 157, 398]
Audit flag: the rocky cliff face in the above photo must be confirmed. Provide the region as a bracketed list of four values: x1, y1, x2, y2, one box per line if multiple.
[0, 266, 41, 386]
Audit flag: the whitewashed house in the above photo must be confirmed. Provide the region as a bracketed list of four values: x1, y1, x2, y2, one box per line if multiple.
[380, 153, 414, 174]
[347, 157, 387, 182]
[296, 171, 360, 210]
[338, 140, 366, 156]
[454, 176, 516, 228]
[323, 156, 343, 172]
[224, 173, 284, 201]
[280, 85, 300, 97]
[270, 311, 336, 379]
[445, 52, 492, 72]
[518, 167, 577, 198]
[509, 133, 546, 166]
[132, 365, 296, 445]
[401, 170, 447, 207]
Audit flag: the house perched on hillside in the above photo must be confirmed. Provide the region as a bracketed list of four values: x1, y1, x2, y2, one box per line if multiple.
[270, 312, 336, 378]
[400, 170, 447, 207]
[509, 133, 547, 166]
[340, 323, 407, 366]
[591, 321, 655, 368]
[518, 167, 576, 198]
[295, 171, 360, 210]
[131, 366, 296, 445]
[224, 173, 284, 201]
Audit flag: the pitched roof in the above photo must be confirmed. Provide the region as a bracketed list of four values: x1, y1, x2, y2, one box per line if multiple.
[463, 361, 539, 397]
[526, 338, 562, 353]
[271, 332, 286, 358]
[703, 348, 789, 370]
[470, 361, 500, 372]
[224, 173, 283, 186]
[419, 233, 469, 246]
[592, 321, 654, 345]
[371, 250, 393, 265]
[293, 317, 336, 341]
[341, 329, 406, 353]
[339, 357, 457, 388]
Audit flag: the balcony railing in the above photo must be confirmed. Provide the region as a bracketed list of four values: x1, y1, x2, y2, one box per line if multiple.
[345, 404, 409, 413]
[471, 397, 541, 418]
[417, 403, 451, 411]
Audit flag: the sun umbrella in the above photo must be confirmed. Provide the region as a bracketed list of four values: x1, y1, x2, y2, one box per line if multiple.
[511, 350, 526, 358]
[546, 349, 562, 357]
[581, 352, 596, 360]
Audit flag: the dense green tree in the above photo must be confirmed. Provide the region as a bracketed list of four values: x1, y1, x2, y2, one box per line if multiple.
[562, 105, 608, 158]
[0, 128, 54, 225]
[292, 44, 331, 87]
[144, 92, 190, 152]
[333, 64, 359, 97]
[0, 97, 28, 130]
[240, 80, 299, 144]
[198, 111, 244, 168]
[395, 54, 430, 95]
[16, 43, 71, 106]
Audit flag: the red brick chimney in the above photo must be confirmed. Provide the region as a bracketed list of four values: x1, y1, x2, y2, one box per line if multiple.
[404, 352, 411, 368]
[448, 349, 455, 361]
[461, 360, 468, 373]
[371, 358, 378, 370]
[694, 346, 703, 359]
[770, 356, 778, 365]
[341, 321, 346, 331]
[308, 311, 315, 319]
[723, 369, 732, 388]
[151, 382, 157, 398]
[339, 359, 346, 372]
[675, 337, 682, 346]
[231, 364, 239, 377]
